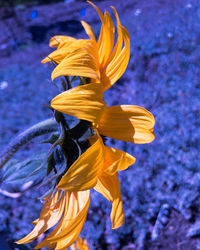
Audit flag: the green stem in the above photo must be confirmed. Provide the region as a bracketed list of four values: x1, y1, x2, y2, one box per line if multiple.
[0, 119, 58, 169]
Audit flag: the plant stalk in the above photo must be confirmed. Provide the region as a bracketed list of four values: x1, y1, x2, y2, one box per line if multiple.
[0, 119, 58, 169]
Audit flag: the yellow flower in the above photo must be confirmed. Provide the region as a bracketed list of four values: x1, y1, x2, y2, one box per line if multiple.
[42, 1, 130, 92]
[16, 190, 90, 250]
[48, 1, 155, 232]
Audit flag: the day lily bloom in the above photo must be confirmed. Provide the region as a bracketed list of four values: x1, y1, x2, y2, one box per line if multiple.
[42, 1, 130, 92]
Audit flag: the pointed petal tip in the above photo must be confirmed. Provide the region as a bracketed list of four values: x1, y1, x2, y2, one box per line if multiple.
[41, 58, 46, 64]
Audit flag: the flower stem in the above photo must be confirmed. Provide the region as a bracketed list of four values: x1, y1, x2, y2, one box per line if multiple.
[0, 119, 58, 169]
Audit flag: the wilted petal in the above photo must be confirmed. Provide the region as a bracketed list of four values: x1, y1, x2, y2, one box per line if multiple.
[98, 105, 155, 143]
[94, 173, 124, 229]
[51, 83, 105, 124]
[103, 146, 136, 175]
[57, 135, 104, 191]
[16, 190, 65, 244]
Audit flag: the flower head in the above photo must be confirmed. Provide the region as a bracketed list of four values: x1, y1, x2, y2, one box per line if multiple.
[16, 2, 155, 249]
[42, 1, 130, 92]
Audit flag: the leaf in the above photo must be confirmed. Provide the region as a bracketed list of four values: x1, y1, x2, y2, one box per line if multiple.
[47, 151, 56, 176]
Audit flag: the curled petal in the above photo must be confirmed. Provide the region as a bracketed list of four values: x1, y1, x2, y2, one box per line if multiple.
[98, 105, 155, 144]
[51, 83, 105, 124]
[94, 173, 124, 229]
[103, 146, 136, 175]
[57, 136, 104, 191]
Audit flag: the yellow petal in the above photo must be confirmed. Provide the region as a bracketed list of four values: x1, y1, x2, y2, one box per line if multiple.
[103, 146, 136, 175]
[99, 11, 115, 69]
[42, 47, 70, 64]
[49, 35, 76, 48]
[51, 40, 100, 80]
[111, 196, 124, 229]
[16, 190, 65, 244]
[51, 83, 105, 124]
[101, 25, 130, 91]
[42, 39, 92, 64]
[106, 6, 123, 66]
[57, 135, 104, 191]
[81, 20, 96, 41]
[88, 1, 114, 68]
[35, 191, 90, 249]
[94, 173, 124, 229]
[98, 105, 155, 144]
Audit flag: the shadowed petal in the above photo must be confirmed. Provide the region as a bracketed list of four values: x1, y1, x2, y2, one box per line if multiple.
[94, 173, 124, 229]
[103, 146, 136, 175]
[57, 135, 104, 191]
[51, 83, 105, 124]
[98, 105, 155, 143]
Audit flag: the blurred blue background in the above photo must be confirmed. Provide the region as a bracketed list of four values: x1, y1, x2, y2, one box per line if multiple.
[0, 0, 200, 249]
